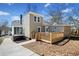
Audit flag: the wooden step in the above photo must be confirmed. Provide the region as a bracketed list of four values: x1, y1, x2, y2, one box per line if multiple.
[54, 39, 70, 46]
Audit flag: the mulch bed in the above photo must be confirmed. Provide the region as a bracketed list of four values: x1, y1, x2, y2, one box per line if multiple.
[22, 40, 79, 56]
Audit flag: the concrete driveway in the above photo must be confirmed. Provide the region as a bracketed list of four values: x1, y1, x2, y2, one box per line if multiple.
[0, 37, 39, 56]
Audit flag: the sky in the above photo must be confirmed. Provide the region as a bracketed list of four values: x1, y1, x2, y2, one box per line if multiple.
[0, 3, 79, 26]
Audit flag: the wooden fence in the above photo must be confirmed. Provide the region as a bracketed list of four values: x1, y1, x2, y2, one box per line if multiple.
[35, 32, 64, 43]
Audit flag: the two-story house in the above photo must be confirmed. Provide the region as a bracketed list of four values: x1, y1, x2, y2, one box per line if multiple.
[22, 11, 44, 39]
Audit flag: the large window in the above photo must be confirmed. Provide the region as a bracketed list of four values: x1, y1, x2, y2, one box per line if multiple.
[14, 27, 23, 34]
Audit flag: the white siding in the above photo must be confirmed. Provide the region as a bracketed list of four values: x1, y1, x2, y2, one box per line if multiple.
[51, 26, 64, 32]
[12, 26, 14, 36]
[55, 26, 64, 32]
[23, 14, 30, 37]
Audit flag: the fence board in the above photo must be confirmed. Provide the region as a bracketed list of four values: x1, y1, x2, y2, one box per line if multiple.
[35, 32, 64, 43]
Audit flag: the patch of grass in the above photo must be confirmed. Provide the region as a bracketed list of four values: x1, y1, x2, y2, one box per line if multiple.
[0, 37, 4, 44]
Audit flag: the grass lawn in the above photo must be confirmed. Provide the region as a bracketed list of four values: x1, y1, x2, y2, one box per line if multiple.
[22, 39, 79, 56]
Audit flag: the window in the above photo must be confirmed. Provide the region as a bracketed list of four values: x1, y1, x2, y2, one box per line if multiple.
[14, 27, 19, 34]
[14, 27, 17, 34]
[45, 26, 49, 32]
[37, 27, 41, 32]
[19, 27, 23, 34]
[38, 17, 40, 22]
[14, 27, 23, 34]
[34, 16, 36, 22]
[51, 27, 56, 32]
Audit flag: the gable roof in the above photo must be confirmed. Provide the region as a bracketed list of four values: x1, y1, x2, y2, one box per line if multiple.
[28, 11, 44, 17]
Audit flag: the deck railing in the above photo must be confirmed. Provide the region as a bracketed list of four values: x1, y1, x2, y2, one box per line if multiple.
[35, 32, 64, 43]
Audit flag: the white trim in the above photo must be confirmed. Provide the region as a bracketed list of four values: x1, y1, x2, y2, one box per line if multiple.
[29, 11, 44, 17]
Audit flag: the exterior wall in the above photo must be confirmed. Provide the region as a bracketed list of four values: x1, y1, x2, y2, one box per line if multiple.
[22, 14, 30, 37]
[29, 13, 44, 38]
[55, 26, 64, 32]
[50, 26, 64, 32]
[64, 26, 71, 37]
[12, 26, 14, 36]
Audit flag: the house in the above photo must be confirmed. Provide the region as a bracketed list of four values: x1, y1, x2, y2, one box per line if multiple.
[11, 17, 25, 41]
[22, 11, 44, 39]
[0, 26, 10, 36]
[12, 20, 24, 36]
[12, 11, 71, 43]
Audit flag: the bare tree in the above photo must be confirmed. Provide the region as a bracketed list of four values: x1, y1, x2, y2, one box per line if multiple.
[0, 19, 8, 36]
[48, 9, 62, 25]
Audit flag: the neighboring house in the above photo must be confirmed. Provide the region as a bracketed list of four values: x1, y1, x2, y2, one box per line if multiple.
[12, 20, 24, 36]
[1, 26, 10, 36]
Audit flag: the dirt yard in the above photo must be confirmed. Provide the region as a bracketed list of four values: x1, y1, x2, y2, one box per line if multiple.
[22, 40, 79, 56]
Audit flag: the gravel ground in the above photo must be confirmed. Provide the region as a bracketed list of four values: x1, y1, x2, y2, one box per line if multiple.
[22, 40, 79, 56]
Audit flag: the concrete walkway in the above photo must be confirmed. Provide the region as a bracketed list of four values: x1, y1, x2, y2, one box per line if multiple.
[17, 39, 36, 45]
[0, 37, 39, 56]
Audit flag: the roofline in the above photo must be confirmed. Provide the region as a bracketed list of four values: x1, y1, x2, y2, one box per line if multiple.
[28, 11, 44, 17]
[41, 24, 71, 27]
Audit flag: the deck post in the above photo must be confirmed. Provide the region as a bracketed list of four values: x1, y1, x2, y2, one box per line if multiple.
[50, 32, 52, 43]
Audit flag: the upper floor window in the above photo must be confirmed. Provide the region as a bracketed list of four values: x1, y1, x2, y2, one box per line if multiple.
[34, 16, 41, 23]
[34, 16, 36, 22]
[38, 17, 40, 22]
